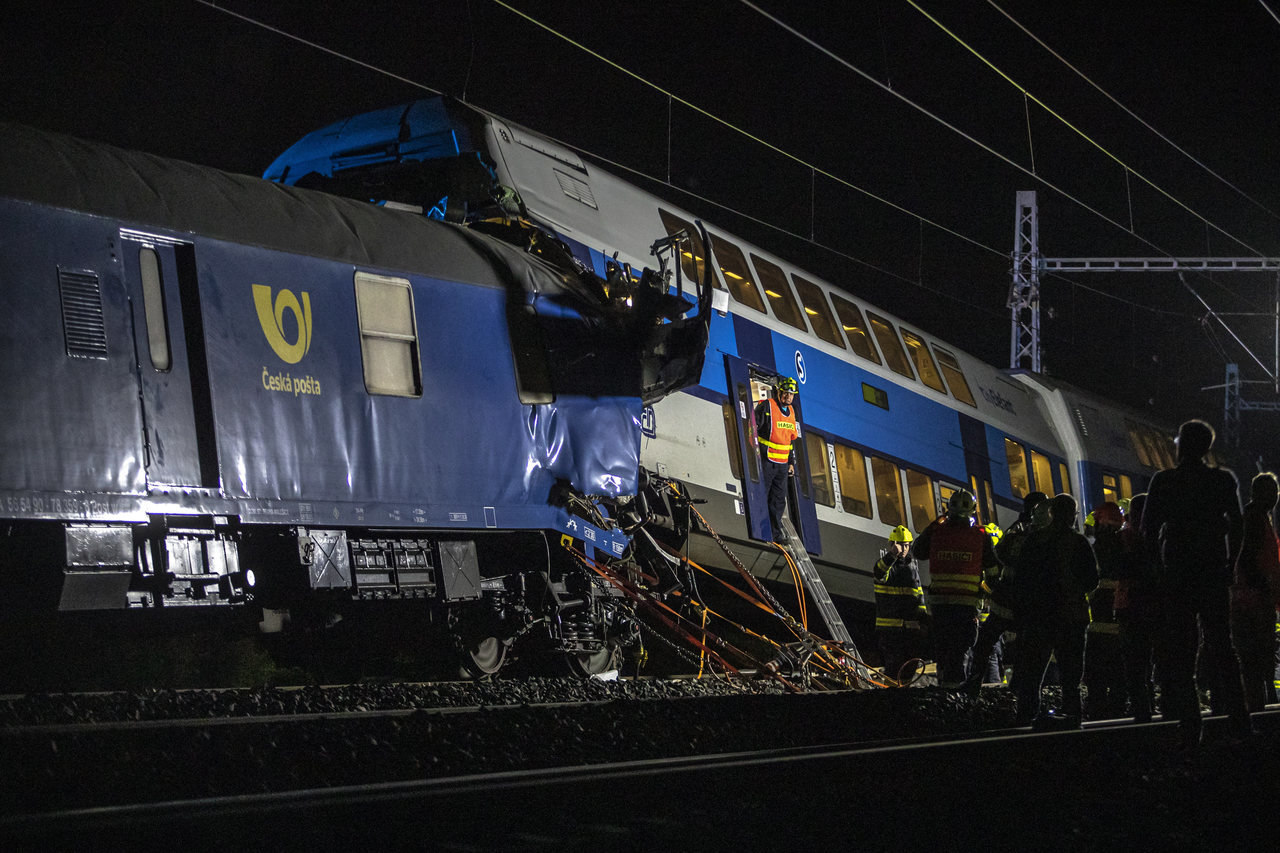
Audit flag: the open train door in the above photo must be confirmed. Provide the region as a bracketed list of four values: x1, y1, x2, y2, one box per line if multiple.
[724, 355, 821, 553]
[725, 354, 771, 541]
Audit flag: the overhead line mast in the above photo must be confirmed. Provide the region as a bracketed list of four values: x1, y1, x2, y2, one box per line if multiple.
[1010, 190, 1280, 447]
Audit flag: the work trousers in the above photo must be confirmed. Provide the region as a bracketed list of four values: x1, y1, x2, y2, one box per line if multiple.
[878, 627, 923, 683]
[1154, 585, 1250, 740]
[964, 613, 1011, 691]
[1016, 617, 1087, 722]
[1082, 628, 1127, 719]
[761, 459, 789, 542]
[931, 603, 979, 687]
[1229, 590, 1277, 713]
[1118, 610, 1157, 722]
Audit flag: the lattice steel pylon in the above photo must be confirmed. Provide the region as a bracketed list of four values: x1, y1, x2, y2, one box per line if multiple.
[1009, 190, 1280, 447]
[1008, 190, 1041, 372]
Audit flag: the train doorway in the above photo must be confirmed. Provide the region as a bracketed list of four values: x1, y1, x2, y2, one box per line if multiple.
[723, 355, 821, 553]
[121, 234, 219, 489]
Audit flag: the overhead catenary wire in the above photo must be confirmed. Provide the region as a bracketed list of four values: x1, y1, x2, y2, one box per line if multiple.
[195, 0, 1200, 324]
[985, 0, 1280, 224]
[740, 0, 1270, 312]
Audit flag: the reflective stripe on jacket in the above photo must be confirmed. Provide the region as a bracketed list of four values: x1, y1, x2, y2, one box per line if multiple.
[874, 555, 927, 631]
[926, 522, 986, 608]
[759, 399, 798, 463]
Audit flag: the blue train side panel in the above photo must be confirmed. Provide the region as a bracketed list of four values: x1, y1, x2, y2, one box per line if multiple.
[0, 200, 146, 501]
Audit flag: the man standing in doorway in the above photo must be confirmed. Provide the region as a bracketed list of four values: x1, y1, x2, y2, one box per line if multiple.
[755, 377, 800, 544]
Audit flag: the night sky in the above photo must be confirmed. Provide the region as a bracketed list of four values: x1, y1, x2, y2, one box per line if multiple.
[6, 0, 1280, 464]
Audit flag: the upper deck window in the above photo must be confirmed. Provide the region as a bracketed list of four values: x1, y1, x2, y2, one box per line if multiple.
[866, 312, 915, 380]
[932, 345, 977, 407]
[751, 253, 807, 332]
[1125, 420, 1154, 468]
[901, 329, 946, 393]
[791, 275, 845, 348]
[657, 209, 708, 287]
[355, 271, 422, 397]
[829, 294, 881, 364]
[709, 236, 766, 313]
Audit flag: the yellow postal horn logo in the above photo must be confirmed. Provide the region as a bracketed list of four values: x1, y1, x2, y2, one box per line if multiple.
[253, 284, 312, 364]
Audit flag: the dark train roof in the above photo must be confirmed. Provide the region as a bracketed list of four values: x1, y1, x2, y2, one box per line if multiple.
[0, 122, 567, 295]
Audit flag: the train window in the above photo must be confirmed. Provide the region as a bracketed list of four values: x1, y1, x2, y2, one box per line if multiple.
[829, 294, 882, 364]
[1004, 438, 1030, 499]
[1102, 474, 1119, 504]
[1029, 450, 1053, 495]
[866, 313, 915, 380]
[791, 275, 845, 348]
[932, 346, 977, 407]
[721, 402, 743, 482]
[1125, 420, 1154, 468]
[751, 254, 807, 332]
[901, 330, 946, 393]
[834, 444, 872, 517]
[139, 248, 171, 371]
[1140, 429, 1165, 470]
[906, 469, 935, 533]
[938, 484, 956, 517]
[708, 235, 766, 313]
[968, 475, 988, 525]
[1155, 430, 1177, 469]
[1120, 474, 1133, 499]
[806, 432, 834, 508]
[871, 456, 906, 528]
[354, 272, 422, 397]
[1058, 462, 1072, 496]
[657, 209, 707, 286]
[862, 382, 889, 410]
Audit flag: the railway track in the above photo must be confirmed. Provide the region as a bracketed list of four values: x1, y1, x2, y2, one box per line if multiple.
[4, 709, 1277, 850]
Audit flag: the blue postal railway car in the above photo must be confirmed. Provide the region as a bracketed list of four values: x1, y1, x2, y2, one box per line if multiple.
[264, 97, 1192, 637]
[0, 122, 710, 675]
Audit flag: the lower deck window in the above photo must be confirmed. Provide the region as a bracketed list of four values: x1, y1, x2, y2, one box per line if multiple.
[834, 444, 871, 518]
[871, 456, 906, 528]
[805, 432, 834, 508]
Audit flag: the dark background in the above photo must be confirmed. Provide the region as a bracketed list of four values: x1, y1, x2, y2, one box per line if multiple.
[6, 0, 1280, 466]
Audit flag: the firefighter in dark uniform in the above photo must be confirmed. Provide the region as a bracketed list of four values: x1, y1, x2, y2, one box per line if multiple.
[874, 525, 928, 682]
[754, 377, 800, 543]
[914, 490, 999, 688]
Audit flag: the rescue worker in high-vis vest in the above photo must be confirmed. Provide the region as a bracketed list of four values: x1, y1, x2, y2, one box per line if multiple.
[913, 490, 999, 688]
[754, 377, 800, 543]
[874, 525, 928, 682]
[1084, 501, 1127, 719]
[965, 522, 1008, 693]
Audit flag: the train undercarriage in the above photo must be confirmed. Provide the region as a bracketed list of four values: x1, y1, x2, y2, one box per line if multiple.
[0, 472, 697, 680]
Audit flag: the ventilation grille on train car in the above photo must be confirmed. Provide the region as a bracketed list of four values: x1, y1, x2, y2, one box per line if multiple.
[58, 268, 109, 358]
[553, 168, 598, 209]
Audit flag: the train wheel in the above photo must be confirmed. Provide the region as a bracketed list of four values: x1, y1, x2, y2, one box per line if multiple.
[459, 635, 507, 680]
[566, 645, 616, 678]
